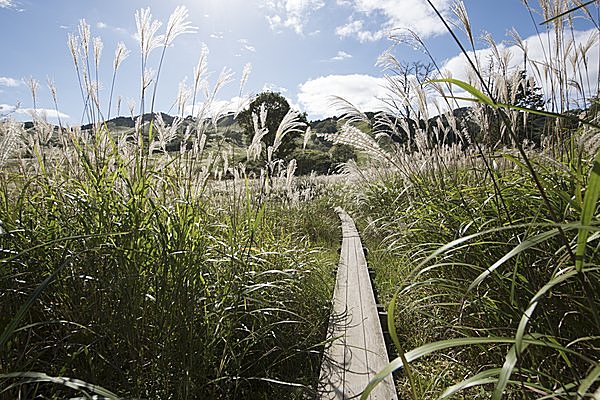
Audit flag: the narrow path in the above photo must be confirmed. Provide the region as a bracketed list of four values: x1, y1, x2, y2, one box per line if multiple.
[318, 208, 398, 400]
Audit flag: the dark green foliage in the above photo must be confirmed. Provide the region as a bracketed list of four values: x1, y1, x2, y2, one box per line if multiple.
[293, 149, 333, 175]
[237, 92, 308, 160]
[310, 117, 339, 134]
[329, 144, 356, 166]
[512, 70, 545, 110]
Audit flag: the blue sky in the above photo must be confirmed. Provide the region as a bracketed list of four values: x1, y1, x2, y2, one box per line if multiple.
[0, 0, 598, 123]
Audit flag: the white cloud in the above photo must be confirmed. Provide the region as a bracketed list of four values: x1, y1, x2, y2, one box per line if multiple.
[0, 105, 70, 120]
[262, 83, 288, 94]
[335, 20, 363, 37]
[440, 28, 599, 108]
[0, 104, 17, 114]
[266, 15, 283, 31]
[327, 51, 353, 62]
[0, 0, 15, 9]
[209, 32, 224, 39]
[266, 0, 325, 35]
[93, 21, 129, 36]
[238, 39, 256, 52]
[297, 74, 388, 119]
[0, 77, 20, 87]
[335, 0, 453, 42]
[18, 108, 70, 120]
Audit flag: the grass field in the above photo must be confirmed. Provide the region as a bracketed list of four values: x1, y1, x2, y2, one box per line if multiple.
[1, 1, 599, 398]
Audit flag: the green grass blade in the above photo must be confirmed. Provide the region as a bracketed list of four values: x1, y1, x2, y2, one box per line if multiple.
[493, 342, 532, 400]
[360, 335, 594, 399]
[577, 364, 600, 397]
[432, 83, 600, 130]
[439, 368, 500, 399]
[514, 268, 595, 354]
[387, 291, 419, 399]
[0, 372, 120, 399]
[428, 78, 495, 106]
[412, 222, 579, 279]
[576, 151, 600, 272]
[0, 232, 126, 349]
[468, 228, 562, 291]
[0, 260, 68, 349]
[361, 337, 514, 400]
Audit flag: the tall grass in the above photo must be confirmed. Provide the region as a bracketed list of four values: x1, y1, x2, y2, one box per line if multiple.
[327, 0, 599, 398]
[0, 6, 339, 399]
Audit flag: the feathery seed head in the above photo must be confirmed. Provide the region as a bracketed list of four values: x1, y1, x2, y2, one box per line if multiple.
[303, 126, 312, 150]
[78, 19, 91, 56]
[47, 78, 58, 100]
[452, 1, 473, 44]
[164, 5, 196, 46]
[128, 98, 136, 117]
[67, 33, 80, 68]
[93, 36, 103, 68]
[194, 45, 209, 90]
[116, 96, 122, 115]
[143, 68, 155, 90]
[177, 79, 192, 116]
[135, 7, 163, 60]
[114, 41, 130, 70]
[26, 77, 39, 109]
[247, 110, 269, 161]
[240, 63, 252, 92]
[272, 109, 306, 155]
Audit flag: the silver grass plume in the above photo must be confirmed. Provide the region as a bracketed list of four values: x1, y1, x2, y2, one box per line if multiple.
[135, 7, 163, 61]
[177, 79, 192, 116]
[150, 113, 181, 154]
[451, 1, 474, 47]
[240, 63, 252, 94]
[270, 108, 307, 158]
[114, 41, 130, 70]
[191, 45, 209, 116]
[26, 77, 39, 110]
[247, 104, 269, 161]
[163, 5, 196, 47]
[47, 78, 63, 128]
[285, 159, 297, 197]
[328, 123, 393, 165]
[0, 119, 21, 168]
[303, 126, 312, 150]
[93, 36, 103, 73]
[331, 96, 369, 125]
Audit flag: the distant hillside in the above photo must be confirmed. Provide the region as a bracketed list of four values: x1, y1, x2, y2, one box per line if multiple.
[80, 112, 237, 131]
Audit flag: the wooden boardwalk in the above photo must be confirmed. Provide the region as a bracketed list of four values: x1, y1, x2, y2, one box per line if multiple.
[318, 208, 398, 400]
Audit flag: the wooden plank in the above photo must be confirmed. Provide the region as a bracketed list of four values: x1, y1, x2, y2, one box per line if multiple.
[318, 208, 398, 400]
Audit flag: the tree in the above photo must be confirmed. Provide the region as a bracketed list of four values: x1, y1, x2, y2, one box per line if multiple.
[379, 61, 436, 148]
[512, 70, 545, 110]
[237, 91, 307, 160]
[495, 70, 546, 145]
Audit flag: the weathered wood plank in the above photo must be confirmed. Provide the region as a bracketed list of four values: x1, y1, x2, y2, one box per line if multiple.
[318, 208, 398, 400]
